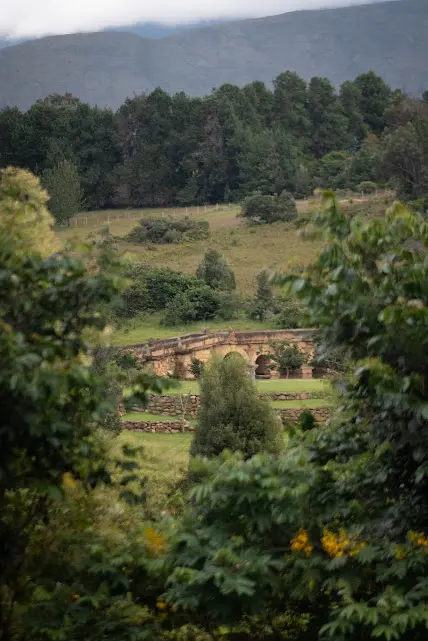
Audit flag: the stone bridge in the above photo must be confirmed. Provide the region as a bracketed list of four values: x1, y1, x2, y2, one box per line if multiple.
[124, 328, 316, 380]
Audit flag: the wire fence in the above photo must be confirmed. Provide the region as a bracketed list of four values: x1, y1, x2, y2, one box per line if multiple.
[64, 190, 395, 228]
[65, 203, 230, 228]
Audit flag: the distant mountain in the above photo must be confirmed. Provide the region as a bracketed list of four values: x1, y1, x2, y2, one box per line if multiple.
[0, 0, 426, 111]
[108, 19, 227, 39]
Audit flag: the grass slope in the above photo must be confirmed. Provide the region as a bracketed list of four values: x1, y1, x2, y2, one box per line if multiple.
[58, 203, 321, 296]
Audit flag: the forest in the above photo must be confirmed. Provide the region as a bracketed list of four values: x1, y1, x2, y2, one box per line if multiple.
[1, 70, 427, 215]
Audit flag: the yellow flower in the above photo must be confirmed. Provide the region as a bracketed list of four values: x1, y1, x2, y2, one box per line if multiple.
[144, 528, 166, 556]
[72, 593, 80, 600]
[156, 601, 168, 611]
[409, 531, 428, 548]
[62, 472, 78, 490]
[395, 545, 407, 561]
[322, 528, 366, 558]
[290, 529, 313, 557]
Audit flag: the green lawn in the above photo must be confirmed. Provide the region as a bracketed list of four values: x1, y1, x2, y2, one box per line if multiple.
[116, 431, 192, 512]
[169, 378, 329, 396]
[113, 317, 275, 346]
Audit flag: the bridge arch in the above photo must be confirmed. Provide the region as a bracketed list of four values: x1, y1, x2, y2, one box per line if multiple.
[255, 354, 272, 377]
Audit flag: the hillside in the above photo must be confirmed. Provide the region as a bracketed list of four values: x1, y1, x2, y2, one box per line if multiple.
[0, 0, 427, 110]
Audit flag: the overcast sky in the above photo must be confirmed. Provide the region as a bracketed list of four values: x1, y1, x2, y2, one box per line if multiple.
[0, 0, 380, 38]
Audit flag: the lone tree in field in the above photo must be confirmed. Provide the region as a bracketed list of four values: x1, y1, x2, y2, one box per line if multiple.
[191, 355, 282, 459]
[42, 160, 83, 224]
[196, 248, 236, 291]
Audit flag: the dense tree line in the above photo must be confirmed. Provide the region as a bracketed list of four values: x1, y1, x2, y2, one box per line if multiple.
[1, 71, 427, 218]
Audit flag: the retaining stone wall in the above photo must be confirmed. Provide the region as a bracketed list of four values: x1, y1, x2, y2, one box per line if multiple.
[144, 395, 200, 418]
[278, 407, 330, 424]
[143, 391, 327, 418]
[121, 419, 195, 433]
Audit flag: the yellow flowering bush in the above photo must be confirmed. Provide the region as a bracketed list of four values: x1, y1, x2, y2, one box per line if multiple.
[321, 529, 366, 558]
[409, 531, 428, 550]
[144, 528, 166, 557]
[290, 529, 313, 557]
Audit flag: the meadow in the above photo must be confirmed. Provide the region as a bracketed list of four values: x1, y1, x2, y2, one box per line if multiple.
[57, 202, 320, 296]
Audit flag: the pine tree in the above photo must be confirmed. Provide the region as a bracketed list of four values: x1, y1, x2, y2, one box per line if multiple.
[190, 355, 282, 459]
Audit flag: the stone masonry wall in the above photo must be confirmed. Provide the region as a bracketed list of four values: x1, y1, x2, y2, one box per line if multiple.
[278, 407, 331, 424]
[121, 407, 330, 434]
[142, 392, 328, 419]
[121, 419, 195, 433]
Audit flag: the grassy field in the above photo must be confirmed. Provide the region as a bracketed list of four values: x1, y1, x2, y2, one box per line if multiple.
[57, 203, 322, 295]
[56, 197, 391, 345]
[112, 317, 276, 346]
[168, 378, 329, 395]
[116, 431, 192, 511]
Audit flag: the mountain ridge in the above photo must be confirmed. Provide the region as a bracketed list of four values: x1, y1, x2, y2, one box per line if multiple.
[0, 0, 426, 110]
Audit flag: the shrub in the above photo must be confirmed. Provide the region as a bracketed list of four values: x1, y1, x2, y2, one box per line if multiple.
[267, 341, 307, 377]
[120, 264, 200, 317]
[125, 216, 209, 244]
[216, 290, 241, 320]
[356, 180, 377, 194]
[164, 285, 221, 325]
[191, 358, 204, 379]
[241, 190, 297, 224]
[191, 355, 283, 459]
[298, 409, 316, 431]
[275, 297, 308, 328]
[196, 248, 236, 291]
[408, 197, 428, 213]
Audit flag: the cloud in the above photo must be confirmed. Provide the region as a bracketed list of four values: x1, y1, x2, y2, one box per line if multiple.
[0, 0, 377, 39]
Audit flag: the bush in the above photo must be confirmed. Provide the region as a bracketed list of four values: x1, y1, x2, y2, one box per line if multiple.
[298, 409, 316, 431]
[196, 248, 236, 291]
[164, 285, 221, 325]
[191, 355, 283, 459]
[408, 197, 428, 213]
[191, 358, 204, 379]
[267, 341, 307, 377]
[241, 190, 297, 224]
[275, 297, 308, 328]
[125, 216, 209, 244]
[120, 264, 200, 317]
[356, 180, 377, 194]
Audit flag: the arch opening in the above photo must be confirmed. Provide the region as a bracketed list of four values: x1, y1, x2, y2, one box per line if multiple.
[255, 354, 272, 378]
[224, 351, 247, 363]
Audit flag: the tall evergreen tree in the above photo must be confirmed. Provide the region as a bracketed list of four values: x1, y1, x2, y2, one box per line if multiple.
[190, 355, 282, 459]
[42, 160, 83, 224]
